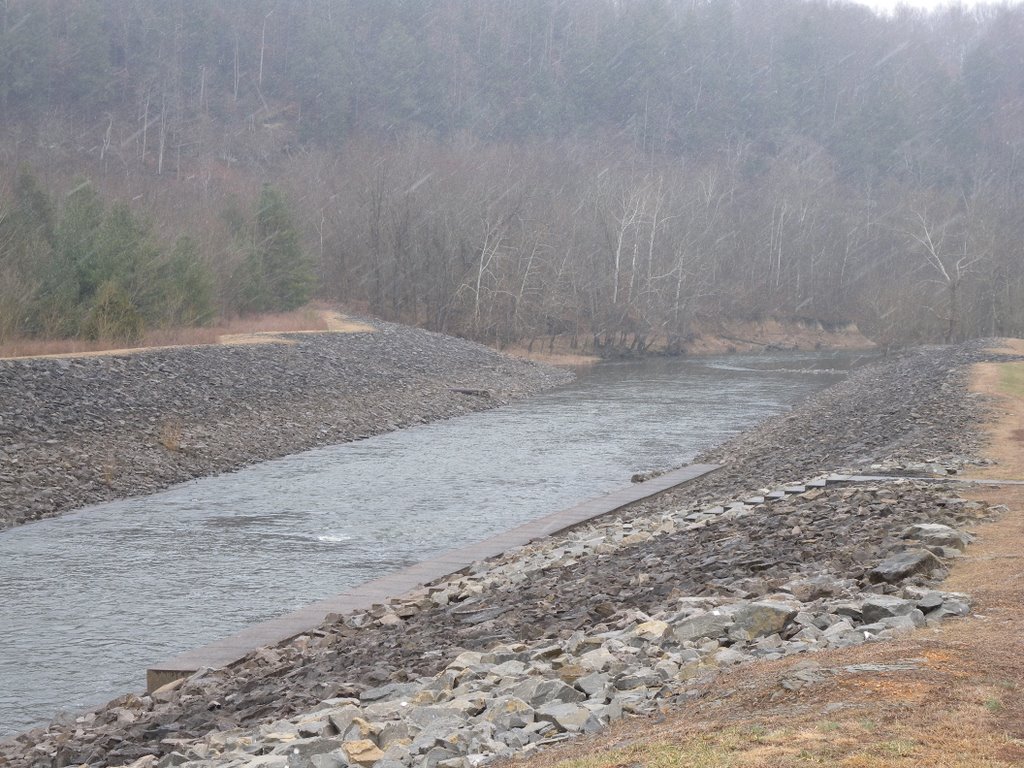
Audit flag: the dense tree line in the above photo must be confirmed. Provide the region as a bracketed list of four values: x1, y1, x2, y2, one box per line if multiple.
[1, 0, 1023, 348]
[0, 167, 311, 341]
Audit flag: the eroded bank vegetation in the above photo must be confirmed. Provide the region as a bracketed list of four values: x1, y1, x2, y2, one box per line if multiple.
[1, 0, 1023, 351]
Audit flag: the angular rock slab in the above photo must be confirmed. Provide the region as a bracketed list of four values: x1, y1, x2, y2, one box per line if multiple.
[729, 601, 798, 641]
[868, 549, 943, 584]
[902, 523, 972, 552]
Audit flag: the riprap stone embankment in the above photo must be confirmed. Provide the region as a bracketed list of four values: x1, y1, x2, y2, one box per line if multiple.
[2, 341, 1018, 768]
[0, 320, 571, 531]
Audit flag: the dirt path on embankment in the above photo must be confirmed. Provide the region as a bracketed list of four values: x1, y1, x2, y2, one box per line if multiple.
[0, 317, 571, 531]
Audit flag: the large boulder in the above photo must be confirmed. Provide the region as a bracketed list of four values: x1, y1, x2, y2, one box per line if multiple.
[861, 595, 918, 624]
[728, 601, 798, 641]
[782, 574, 853, 601]
[534, 702, 600, 733]
[579, 646, 617, 672]
[868, 549, 943, 584]
[510, 679, 586, 708]
[901, 523, 972, 552]
[482, 697, 535, 730]
[631, 619, 672, 641]
[671, 609, 736, 643]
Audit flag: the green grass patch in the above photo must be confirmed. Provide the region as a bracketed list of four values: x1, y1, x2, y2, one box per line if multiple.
[998, 363, 1024, 398]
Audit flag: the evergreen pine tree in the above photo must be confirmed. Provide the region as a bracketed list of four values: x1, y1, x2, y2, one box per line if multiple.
[236, 185, 316, 312]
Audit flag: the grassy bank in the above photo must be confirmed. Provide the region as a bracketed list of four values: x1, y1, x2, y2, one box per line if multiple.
[999, 363, 1024, 399]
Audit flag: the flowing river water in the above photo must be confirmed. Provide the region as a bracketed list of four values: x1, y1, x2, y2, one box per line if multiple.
[0, 350, 872, 735]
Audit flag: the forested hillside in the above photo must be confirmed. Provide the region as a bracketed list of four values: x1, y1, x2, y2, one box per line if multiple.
[1, 0, 1022, 350]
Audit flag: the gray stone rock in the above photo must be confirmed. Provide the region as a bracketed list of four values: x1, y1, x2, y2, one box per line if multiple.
[729, 601, 797, 641]
[422, 745, 459, 768]
[578, 646, 617, 672]
[534, 702, 599, 733]
[296, 718, 334, 738]
[822, 619, 855, 637]
[441, 695, 487, 718]
[825, 629, 868, 648]
[574, 672, 611, 698]
[880, 612, 925, 631]
[654, 659, 680, 680]
[156, 753, 189, 768]
[912, 591, 945, 612]
[712, 648, 750, 666]
[275, 739, 346, 760]
[326, 707, 362, 738]
[500, 729, 534, 749]
[407, 706, 466, 730]
[902, 523, 972, 552]
[782, 575, 849, 601]
[447, 651, 485, 670]
[860, 595, 917, 624]
[868, 549, 944, 583]
[378, 721, 415, 750]
[482, 697, 534, 730]
[938, 598, 971, 617]
[409, 723, 452, 754]
[510, 679, 586, 708]
[589, 696, 623, 724]
[613, 668, 662, 690]
[359, 682, 419, 704]
[310, 752, 350, 768]
[490, 660, 528, 677]
[791, 625, 824, 642]
[832, 602, 863, 621]
[339, 717, 379, 743]
[671, 609, 735, 643]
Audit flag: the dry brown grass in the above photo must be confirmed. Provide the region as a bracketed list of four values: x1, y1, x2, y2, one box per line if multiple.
[502, 342, 1024, 768]
[321, 310, 376, 333]
[0, 306, 374, 360]
[217, 332, 299, 347]
[985, 338, 1024, 356]
[498, 319, 874, 367]
[158, 418, 184, 453]
[501, 344, 602, 367]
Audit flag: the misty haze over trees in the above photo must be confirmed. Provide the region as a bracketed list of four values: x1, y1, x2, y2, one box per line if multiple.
[0, 0, 1022, 350]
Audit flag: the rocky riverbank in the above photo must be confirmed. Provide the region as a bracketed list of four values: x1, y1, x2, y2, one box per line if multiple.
[0, 319, 571, 531]
[1, 341, 1017, 768]
[136, 479, 988, 768]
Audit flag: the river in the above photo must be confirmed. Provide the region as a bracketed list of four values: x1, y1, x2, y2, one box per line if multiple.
[0, 349, 872, 735]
